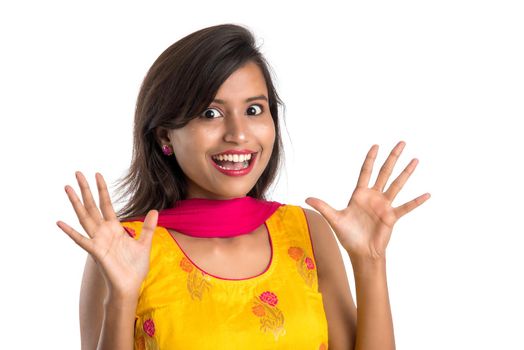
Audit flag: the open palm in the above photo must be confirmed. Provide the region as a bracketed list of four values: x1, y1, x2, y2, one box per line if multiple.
[306, 141, 430, 260]
[56, 171, 158, 297]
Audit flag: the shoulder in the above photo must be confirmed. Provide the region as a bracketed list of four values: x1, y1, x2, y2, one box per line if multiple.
[300, 208, 341, 280]
[300, 207, 355, 306]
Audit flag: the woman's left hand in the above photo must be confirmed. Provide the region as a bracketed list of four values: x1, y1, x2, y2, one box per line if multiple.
[305, 141, 430, 261]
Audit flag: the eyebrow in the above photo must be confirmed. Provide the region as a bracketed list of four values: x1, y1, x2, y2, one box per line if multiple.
[212, 95, 268, 105]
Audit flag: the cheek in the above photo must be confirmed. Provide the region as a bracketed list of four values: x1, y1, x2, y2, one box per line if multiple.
[261, 117, 276, 148]
[171, 126, 201, 150]
[170, 128, 216, 165]
[170, 131, 197, 163]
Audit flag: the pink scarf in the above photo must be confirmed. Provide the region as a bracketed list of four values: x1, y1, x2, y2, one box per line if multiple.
[128, 196, 284, 238]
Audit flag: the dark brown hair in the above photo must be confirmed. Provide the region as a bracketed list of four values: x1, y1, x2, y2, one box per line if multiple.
[113, 23, 286, 221]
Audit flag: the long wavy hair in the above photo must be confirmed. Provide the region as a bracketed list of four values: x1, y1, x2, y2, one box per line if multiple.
[113, 24, 286, 221]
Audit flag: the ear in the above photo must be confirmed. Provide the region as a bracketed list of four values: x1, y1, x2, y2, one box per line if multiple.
[155, 127, 171, 145]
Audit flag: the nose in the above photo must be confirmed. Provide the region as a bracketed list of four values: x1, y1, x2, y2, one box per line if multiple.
[223, 113, 249, 144]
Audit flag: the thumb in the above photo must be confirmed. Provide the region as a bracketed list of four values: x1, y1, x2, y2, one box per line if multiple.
[138, 209, 159, 246]
[305, 197, 337, 225]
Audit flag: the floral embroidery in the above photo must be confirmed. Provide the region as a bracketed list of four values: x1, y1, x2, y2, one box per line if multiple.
[252, 290, 286, 340]
[288, 246, 304, 260]
[260, 291, 278, 306]
[252, 304, 266, 317]
[179, 257, 212, 300]
[319, 343, 328, 350]
[288, 246, 316, 287]
[305, 257, 315, 270]
[135, 316, 159, 350]
[179, 257, 193, 272]
[143, 319, 155, 337]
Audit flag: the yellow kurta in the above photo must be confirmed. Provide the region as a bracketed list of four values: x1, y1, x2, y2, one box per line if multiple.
[122, 204, 329, 349]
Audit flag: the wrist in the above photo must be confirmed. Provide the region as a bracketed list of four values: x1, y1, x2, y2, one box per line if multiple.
[349, 253, 387, 277]
[104, 290, 139, 310]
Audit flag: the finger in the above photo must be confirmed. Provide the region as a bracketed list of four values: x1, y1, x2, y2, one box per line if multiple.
[64, 185, 97, 235]
[393, 193, 431, 218]
[356, 144, 379, 189]
[373, 141, 406, 192]
[138, 210, 159, 246]
[95, 173, 118, 221]
[56, 220, 94, 253]
[384, 158, 418, 201]
[305, 197, 338, 226]
[75, 171, 103, 223]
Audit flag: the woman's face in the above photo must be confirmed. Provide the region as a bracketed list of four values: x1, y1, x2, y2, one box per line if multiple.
[158, 61, 276, 200]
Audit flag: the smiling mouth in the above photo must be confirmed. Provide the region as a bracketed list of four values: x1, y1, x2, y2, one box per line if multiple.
[211, 152, 257, 170]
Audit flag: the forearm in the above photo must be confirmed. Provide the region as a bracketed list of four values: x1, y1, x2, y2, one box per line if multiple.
[96, 294, 137, 350]
[350, 255, 395, 350]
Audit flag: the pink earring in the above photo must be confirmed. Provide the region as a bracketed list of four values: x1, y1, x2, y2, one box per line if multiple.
[161, 144, 174, 156]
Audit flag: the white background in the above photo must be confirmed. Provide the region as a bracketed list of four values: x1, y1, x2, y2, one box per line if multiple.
[1, 0, 523, 348]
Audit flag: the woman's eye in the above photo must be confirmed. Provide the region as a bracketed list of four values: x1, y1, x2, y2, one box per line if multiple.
[201, 108, 222, 119]
[247, 104, 263, 116]
[201, 104, 263, 119]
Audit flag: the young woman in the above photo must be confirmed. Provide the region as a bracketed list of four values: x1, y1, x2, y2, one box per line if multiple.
[57, 23, 430, 350]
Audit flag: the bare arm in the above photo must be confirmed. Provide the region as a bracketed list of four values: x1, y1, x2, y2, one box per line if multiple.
[98, 293, 138, 350]
[57, 172, 157, 350]
[305, 208, 394, 350]
[350, 256, 394, 349]
[79, 255, 106, 349]
[305, 141, 430, 350]
[79, 256, 138, 350]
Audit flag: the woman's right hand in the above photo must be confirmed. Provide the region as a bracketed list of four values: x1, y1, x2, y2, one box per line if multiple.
[57, 171, 158, 300]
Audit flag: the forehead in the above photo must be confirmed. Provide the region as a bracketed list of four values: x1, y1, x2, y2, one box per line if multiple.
[214, 61, 268, 99]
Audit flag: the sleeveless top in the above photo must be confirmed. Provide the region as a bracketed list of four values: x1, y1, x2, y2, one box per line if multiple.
[121, 204, 329, 349]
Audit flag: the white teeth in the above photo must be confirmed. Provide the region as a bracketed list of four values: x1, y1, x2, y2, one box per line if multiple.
[216, 161, 249, 170]
[212, 153, 253, 162]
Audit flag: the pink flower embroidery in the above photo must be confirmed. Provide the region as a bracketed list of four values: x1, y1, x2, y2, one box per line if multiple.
[252, 291, 286, 340]
[143, 318, 155, 337]
[259, 291, 278, 307]
[123, 227, 136, 238]
[305, 257, 315, 270]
